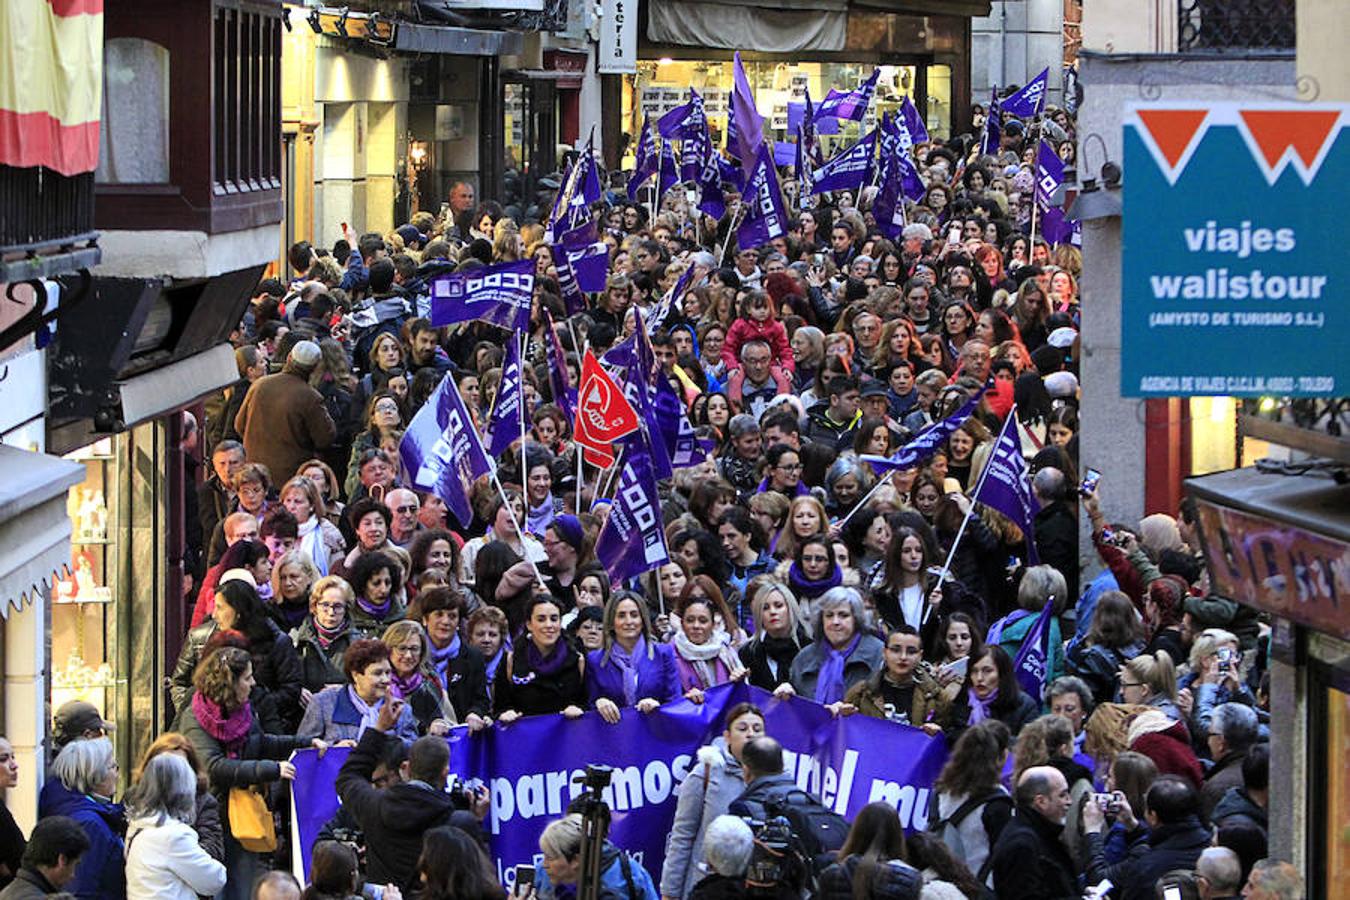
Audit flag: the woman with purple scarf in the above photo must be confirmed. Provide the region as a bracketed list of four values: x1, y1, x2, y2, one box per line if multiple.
[586, 591, 680, 724]
[414, 586, 492, 730]
[780, 587, 884, 714]
[174, 646, 322, 900]
[495, 595, 587, 723]
[382, 619, 458, 735]
[296, 639, 420, 744]
[941, 644, 1039, 742]
[347, 550, 407, 641]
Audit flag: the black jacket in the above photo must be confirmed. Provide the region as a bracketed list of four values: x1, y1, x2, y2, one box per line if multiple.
[988, 805, 1080, 900]
[818, 857, 923, 900]
[171, 620, 304, 733]
[493, 643, 587, 717]
[942, 687, 1040, 741]
[1034, 500, 1080, 602]
[727, 772, 800, 823]
[738, 633, 806, 693]
[1085, 816, 1210, 900]
[335, 728, 485, 894]
[196, 476, 232, 557]
[291, 616, 352, 694]
[428, 646, 492, 720]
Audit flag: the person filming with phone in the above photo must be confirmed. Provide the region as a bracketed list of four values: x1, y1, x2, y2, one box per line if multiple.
[1081, 775, 1211, 900]
[335, 697, 490, 895]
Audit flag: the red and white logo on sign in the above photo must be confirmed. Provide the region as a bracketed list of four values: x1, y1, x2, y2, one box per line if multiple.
[573, 350, 639, 467]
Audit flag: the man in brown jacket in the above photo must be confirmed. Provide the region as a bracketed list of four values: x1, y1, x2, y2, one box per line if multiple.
[234, 340, 336, 484]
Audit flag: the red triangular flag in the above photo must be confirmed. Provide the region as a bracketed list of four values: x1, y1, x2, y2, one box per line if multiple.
[573, 350, 639, 461]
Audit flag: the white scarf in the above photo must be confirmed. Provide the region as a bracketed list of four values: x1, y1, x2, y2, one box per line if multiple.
[298, 516, 328, 576]
[900, 583, 925, 630]
[671, 629, 739, 689]
[347, 686, 382, 738]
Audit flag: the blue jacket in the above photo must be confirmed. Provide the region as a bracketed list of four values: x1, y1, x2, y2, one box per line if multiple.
[536, 840, 659, 900]
[295, 684, 420, 744]
[586, 642, 680, 708]
[37, 779, 125, 900]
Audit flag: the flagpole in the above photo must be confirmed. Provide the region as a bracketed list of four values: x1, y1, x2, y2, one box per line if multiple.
[834, 469, 897, 529]
[928, 407, 1018, 621]
[717, 204, 744, 267]
[518, 330, 529, 506]
[489, 468, 550, 591]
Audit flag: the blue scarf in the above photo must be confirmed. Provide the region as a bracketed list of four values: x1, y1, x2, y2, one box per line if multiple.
[484, 640, 509, 682]
[429, 633, 461, 684]
[814, 632, 862, 704]
[609, 636, 646, 707]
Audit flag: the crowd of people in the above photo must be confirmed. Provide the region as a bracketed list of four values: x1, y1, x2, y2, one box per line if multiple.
[0, 88, 1303, 900]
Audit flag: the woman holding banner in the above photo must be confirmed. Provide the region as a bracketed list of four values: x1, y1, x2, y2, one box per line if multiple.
[586, 591, 680, 724]
[660, 702, 766, 900]
[495, 595, 587, 723]
[780, 587, 883, 712]
[669, 592, 747, 703]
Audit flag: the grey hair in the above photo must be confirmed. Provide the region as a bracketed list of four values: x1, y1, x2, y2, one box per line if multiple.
[1196, 847, 1242, 894]
[539, 813, 584, 861]
[703, 816, 755, 877]
[825, 457, 874, 494]
[51, 736, 116, 796]
[813, 587, 869, 643]
[124, 753, 197, 824]
[1017, 564, 1067, 614]
[1032, 467, 1066, 503]
[1047, 676, 1095, 718]
[1211, 703, 1259, 753]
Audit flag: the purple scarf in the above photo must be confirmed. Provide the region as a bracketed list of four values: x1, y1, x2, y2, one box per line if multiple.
[526, 640, 570, 678]
[389, 669, 425, 700]
[191, 693, 252, 758]
[787, 562, 843, 601]
[485, 641, 508, 682]
[966, 687, 999, 725]
[609, 636, 646, 707]
[429, 633, 461, 683]
[814, 632, 862, 704]
[356, 594, 392, 621]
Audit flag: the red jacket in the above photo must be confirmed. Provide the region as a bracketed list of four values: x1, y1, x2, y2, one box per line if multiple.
[723, 317, 794, 373]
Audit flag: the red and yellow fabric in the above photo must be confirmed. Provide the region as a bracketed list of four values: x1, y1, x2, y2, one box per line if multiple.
[0, 0, 103, 176]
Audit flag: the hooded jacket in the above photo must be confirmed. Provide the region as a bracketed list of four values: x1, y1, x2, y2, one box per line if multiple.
[35, 780, 125, 900]
[536, 839, 659, 900]
[660, 739, 745, 899]
[335, 728, 486, 894]
[124, 813, 227, 900]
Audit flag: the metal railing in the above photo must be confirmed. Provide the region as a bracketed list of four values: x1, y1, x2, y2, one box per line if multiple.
[1178, 0, 1295, 52]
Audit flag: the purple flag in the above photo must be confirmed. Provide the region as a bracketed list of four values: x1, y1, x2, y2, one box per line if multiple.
[971, 410, 1040, 563]
[810, 128, 876, 195]
[899, 96, 929, 145]
[658, 137, 680, 199]
[487, 336, 524, 457]
[559, 220, 609, 294]
[813, 69, 880, 122]
[862, 382, 991, 474]
[1000, 68, 1049, 119]
[627, 115, 658, 201]
[1040, 206, 1079, 248]
[980, 89, 1002, 156]
[737, 142, 788, 250]
[658, 88, 706, 140]
[430, 259, 534, 331]
[871, 149, 925, 241]
[731, 52, 763, 172]
[692, 134, 727, 221]
[654, 369, 706, 468]
[400, 375, 492, 529]
[717, 154, 746, 193]
[622, 308, 674, 480]
[594, 430, 670, 584]
[648, 264, 695, 333]
[1035, 139, 1064, 214]
[542, 310, 576, 423]
[1009, 601, 1055, 699]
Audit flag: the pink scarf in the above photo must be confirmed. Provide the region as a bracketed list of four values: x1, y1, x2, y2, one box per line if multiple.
[192, 692, 253, 758]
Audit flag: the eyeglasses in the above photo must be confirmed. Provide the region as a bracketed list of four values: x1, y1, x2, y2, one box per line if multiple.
[1119, 682, 1144, 689]
[394, 645, 422, 657]
[316, 602, 347, 614]
[394, 505, 418, 514]
[776, 462, 802, 472]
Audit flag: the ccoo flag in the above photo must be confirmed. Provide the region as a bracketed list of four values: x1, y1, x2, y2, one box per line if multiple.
[999, 68, 1049, 119]
[737, 142, 788, 250]
[486, 335, 524, 458]
[400, 374, 493, 529]
[627, 115, 658, 201]
[980, 89, 1002, 156]
[730, 52, 764, 172]
[810, 128, 876, 195]
[862, 381, 991, 474]
[898, 96, 929, 145]
[658, 88, 706, 140]
[429, 258, 534, 331]
[971, 408, 1040, 563]
[594, 430, 671, 584]
[871, 147, 926, 242]
[1035, 140, 1064, 214]
[813, 69, 881, 122]
[658, 137, 680, 200]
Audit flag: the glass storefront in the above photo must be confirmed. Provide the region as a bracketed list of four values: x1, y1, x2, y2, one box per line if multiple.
[1317, 676, 1350, 898]
[621, 59, 951, 168]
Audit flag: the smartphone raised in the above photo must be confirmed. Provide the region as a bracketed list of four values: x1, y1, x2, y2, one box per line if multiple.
[1080, 468, 1102, 497]
[514, 865, 536, 892]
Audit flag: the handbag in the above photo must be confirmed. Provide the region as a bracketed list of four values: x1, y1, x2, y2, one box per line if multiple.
[228, 786, 277, 853]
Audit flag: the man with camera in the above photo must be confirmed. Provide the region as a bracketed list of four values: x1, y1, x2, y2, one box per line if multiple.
[336, 698, 489, 894]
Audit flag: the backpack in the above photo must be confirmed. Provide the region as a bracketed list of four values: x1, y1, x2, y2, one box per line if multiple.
[763, 788, 852, 876]
[926, 790, 1011, 884]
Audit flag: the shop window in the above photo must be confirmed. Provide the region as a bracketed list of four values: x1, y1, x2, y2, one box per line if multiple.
[1320, 681, 1350, 898]
[96, 39, 170, 185]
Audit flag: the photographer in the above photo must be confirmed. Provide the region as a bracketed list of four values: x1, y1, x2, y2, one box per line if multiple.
[531, 813, 659, 900]
[335, 698, 489, 895]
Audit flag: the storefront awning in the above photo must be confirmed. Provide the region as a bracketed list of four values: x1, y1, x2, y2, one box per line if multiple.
[648, 0, 847, 52]
[118, 343, 239, 429]
[849, 0, 992, 15]
[395, 20, 523, 56]
[0, 444, 85, 619]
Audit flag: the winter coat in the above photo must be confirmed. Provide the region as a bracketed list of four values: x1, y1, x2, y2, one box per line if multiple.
[942, 688, 1040, 740]
[35, 780, 125, 900]
[845, 667, 950, 728]
[1200, 751, 1247, 820]
[425, 644, 492, 721]
[191, 785, 224, 862]
[1085, 816, 1210, 900]
[818, 856, 923, 900]
[124, 813, 227, 900]
[0, 869, 64, 899]
[587, 643, 681, 708]
[738, 633, 808, 692]
[1129, 718, 1204, 788]
[928, 788, 1013, 884]
[788, 635, 885, 701]
[988, 805, 1080, 900]
[990, 606, 1066, 689]
[1211, 787, 1267, 831]
[348, 596, 407, 642]
[234, 369, 337, 489]
[335, 728, 486, 894]
[291, 615, 352, 693]
[494, 643, 588, 717]
[1066, 639, 1145, 705]
[170, 619, 304, 734]
[722, 317, 794, 374]
[295, 684, 420, 745]
[1033, 500, 1080, 602]
[536, 839, 659, 900]
[660, 739, 745, 899]
[0, 803, 23, 892]
[801, 400, 858, 451]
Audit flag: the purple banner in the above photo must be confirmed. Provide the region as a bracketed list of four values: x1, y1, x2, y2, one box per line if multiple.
[810, 129, 875, 195]
[999, 67, 1048, 119]
[1035, 140, 1064, 214]
[595, 430, 670, 582]
[430, 259, 534, 331]
[813, 69, 880, 123]
[899, 96, 929, 146]
[290, 684, 948, 887]
[628, 115, 658, 201]
[487, 335, 523, 458]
